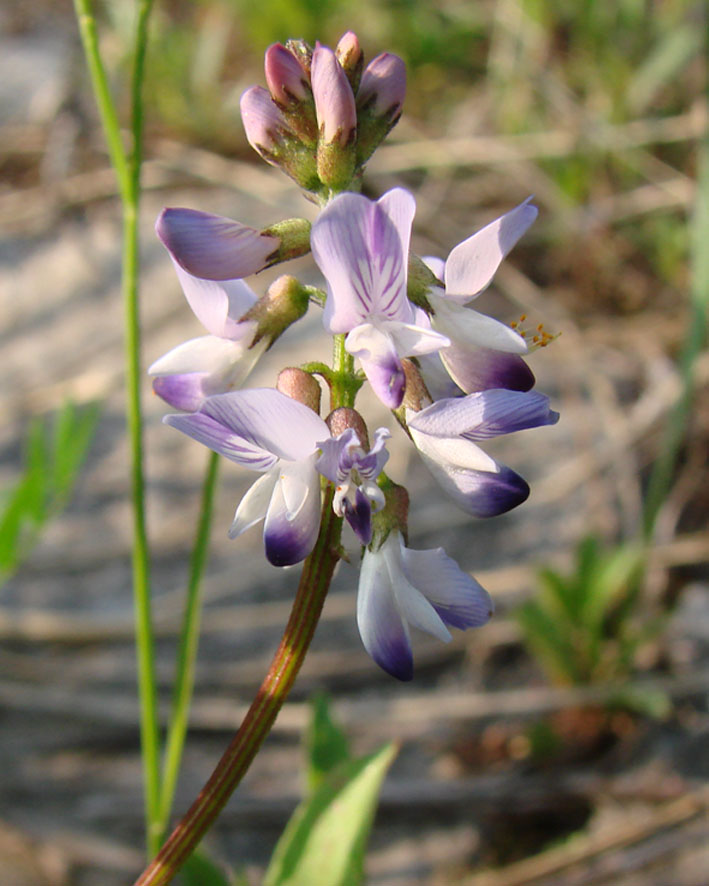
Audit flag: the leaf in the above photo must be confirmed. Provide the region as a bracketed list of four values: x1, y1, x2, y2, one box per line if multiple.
[305, 693, 351, 793]
[180, 848, 235, 886]
[50, 401, 102, 509]
[264, 742, 397, 886]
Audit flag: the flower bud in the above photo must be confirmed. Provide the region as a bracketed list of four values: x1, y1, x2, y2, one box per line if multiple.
[277, 367, 322, 413]
[370, 476, 410, 548]
[240, 86, 319, 190]
[406, 253, 438, 312]
[326, 407, 369, 450]
[401, 359, 433, 413]
[264, 43, 318, 144]
[356, 52, 406, 166]
[311, 44, 357, 189]
[241, 274, 310, 348]
[335, 31, 363, 92]
[261, 217, 312, 265]
[285, 39, 313, 78]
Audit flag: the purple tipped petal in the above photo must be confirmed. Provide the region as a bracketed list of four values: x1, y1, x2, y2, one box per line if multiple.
[357, 550, 413, 681]
[444, 198, 538, 301]
[345, 322, 408, 407]
[400, 546, 493, 630]
[344, 487, 373, 545]
[152, 373, 208, 412]
[357, 52, 406, 118]
[156, 208, 277, 283]
[409, 390, 559, 441]
[312, 189, 415, 333]
[311, 44, 356, 145]
[441, 342, 535, 393]
[265, 43, 310, 104]
[163, 410, 278, 471]
[263, 465, 321, 566]
[423, 454, 530, 517]
[200, 389, 329, 462]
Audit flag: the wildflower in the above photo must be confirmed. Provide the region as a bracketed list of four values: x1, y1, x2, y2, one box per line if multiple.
[357, 531, 493, 680]
[317, 422, 390, 545]
[425, 198, 539, 393]
[406, 389, 559, 517]
[164, 388, 329, 566]
[310, 188, 449, 408]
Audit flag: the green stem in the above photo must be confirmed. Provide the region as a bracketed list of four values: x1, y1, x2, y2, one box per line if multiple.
[158, 451, 220, 836]
[330, 334, 358, 408]
[72, 0, 160, 855]
[132, 489, 343, 886]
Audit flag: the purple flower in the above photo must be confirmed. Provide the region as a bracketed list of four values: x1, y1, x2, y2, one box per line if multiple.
[357, 52, 406, 120]
[148, 244, 266, 412]
[264, 43, 310, 106]
[425, 198, 539, 393]
[357, 531, 493, 680]
[406, 389, 559, 517]
[317, 427, 390, 544]
[311, 43, 357, 146]
[311, 188, 449, 407]
[164, 389, 329, 566]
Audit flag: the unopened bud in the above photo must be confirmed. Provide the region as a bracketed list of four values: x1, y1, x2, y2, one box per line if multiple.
[407, 254, 438, 311]
[326, 407, 369, 450]
[261, 217, 312, 264]
[285, 39, 313, 78]
[264, 43, 318, 144]
[371, 476, 410, 548]
[277, 367, 321, 413]
[401, 359, 433, 412]
[335, 31, 363, 92]
[311, 44, 357, 189]
[356, 52, 406, 166]
[241, 274, 309, 347]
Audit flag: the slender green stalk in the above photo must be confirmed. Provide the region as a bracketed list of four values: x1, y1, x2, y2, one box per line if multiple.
[133, 489, 344, 886]
[158, 450, 220, 835]
[72, 0, 161, 855]
[642, 69, 709, 538]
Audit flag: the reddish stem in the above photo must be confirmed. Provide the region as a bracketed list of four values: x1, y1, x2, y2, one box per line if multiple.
[133, 488, 342, 886]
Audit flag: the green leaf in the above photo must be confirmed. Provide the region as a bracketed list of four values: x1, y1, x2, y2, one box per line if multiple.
[264, 742, 397, 886]
[180, 848, 235, 886]
[305, 693, 351, 793]
[50, 401, 101, 509]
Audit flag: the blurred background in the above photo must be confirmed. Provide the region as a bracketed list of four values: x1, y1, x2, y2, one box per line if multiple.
[1, 0, 707, 883]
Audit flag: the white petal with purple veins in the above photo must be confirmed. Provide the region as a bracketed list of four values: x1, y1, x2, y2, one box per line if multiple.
[444, 198, 538, 302]
[164, 411, 278, 471]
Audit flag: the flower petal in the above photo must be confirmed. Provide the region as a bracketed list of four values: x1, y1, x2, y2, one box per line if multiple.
[400, 543, 493, 630]
[164, 410, 278, 471]
[152, 373, 209, 412]
[311, 44, 356, 145]
[344, 486, 373, 545]
[444, 198, 538, 301]
[346, 323, 406, 408]
[263, 461, 321, 566]
[200, 389, 329, 462]
[147, 333, 253, 378]
[431, 294, 528, 354]
[312, 189, 415, 333]
[384, 320, 450, 357]
[228, 468, 278, 538]
[408, 390, 559, 441]
[156, 208, 278, 282]
[440, 342, 535, 393]
[357, 548, 413, 681]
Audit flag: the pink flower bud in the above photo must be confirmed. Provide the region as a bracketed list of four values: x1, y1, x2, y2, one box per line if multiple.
[277, 368, 322, 414]
[264, 43, 310, 106]
[240, 85, 290, 161]
[357, 52, 406, 119]
[311, 44, 356, 146]
[335, 31, 363, 90]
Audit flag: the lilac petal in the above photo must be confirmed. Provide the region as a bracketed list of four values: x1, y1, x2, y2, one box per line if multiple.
[384, 320, 450, 357]
[315, 430, 355, 483]
[312, 189, 415, 333]
[147, 334, 254, 377]
[345, 321, 407, 407]
[169, 260, 259, 338]
[440, 342, 535, 393]
[240, 85, 291, 160]
[422, 255, 445, 282]
[444, 198, 538, 301]
[200, 389, 329, 462]
[431, 295, 528, 354]
[311, 44, 356, 145]
[164, 410, 278, 471]
[416, 353, 464, 400]
[408, 390, 559, 441]
[156, 208, 277, 283]
[265, 43, 310, 104]
[152, 373, 208, 413]
[400, 544, 493, 630]
[421, 453, 530, 517]
[344, 486, 372, 545]
[357, 52, 406, 117]
[357, 549, 413, 680]
[228, 469, 278, 538]
[263, 461, 321, 566]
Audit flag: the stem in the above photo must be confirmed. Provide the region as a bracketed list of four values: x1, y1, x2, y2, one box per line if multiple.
[158, 451, 220, 836]
[330, 334, 357, 409]
[72, 0, 160, 855]
[133, 489, 343, 886]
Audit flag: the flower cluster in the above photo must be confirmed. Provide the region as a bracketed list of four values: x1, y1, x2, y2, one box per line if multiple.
[152, 33, 558, 680]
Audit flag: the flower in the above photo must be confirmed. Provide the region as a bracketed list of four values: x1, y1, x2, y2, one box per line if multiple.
[164, 389, 329, 566]
[317, 426, 390, 544]
[425, 198, 539, 393]
[148, 258, 265, 412]
[310, 188, 449, 408]
[357, 531, 493, 680]
[406, 389, 559, 517]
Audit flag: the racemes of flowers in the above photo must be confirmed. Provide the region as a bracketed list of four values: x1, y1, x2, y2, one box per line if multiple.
[152, 31, 559, 681]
